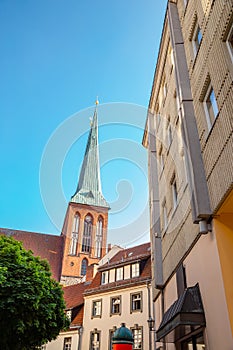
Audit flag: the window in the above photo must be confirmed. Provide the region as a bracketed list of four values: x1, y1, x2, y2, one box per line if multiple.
[69, 232, 78, 255]
[169, 45, 174, 73]
[109, 328, 117, 350]
[131, 292, 142, 312]
[116, 267, 123, 281]
[131, 326, 143, 349]
[90, 331, 101, 350]
[171, 176, 178, 209]
[66, 309, 72, 321]
[203, 84, 219, 131]
[131, 263, 140, 278]
[226, 23, 233, 62]
[92, 300, 102, 318]
[81, 258, 88, 276]
[162, 200, 168, 230]
[73, 213, 80, 233]
[167, 118, 172, 148]
[82, 214, 92, 252]
[63, 337, 72, 350]
[192, 22, 202, 57]
[110, 296, 121, 315]
[101, 271, 109, 285]
[69, 214, 79, 255]
[95, 217, 103, 258]
[159, 148, 164, 173]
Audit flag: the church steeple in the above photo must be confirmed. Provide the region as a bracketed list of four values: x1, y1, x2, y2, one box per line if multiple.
[71, 100, 109, 209]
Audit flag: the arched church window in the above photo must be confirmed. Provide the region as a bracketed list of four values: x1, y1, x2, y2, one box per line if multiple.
[82, 214, 92, 253]
[95, 216, 103, 258]
[81, 258, 88, 276]
[69, 213, 80, 255]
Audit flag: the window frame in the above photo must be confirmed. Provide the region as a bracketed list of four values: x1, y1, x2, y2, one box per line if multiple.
[130, 291, 143, 313]
[162, 199, 168, 231]
[66, 309, 72, 322]
[101, 270, 109, 285]
[90, 330, 101, 350]
[131, 262, 140, 278]
[131, 326, 143, 350]
[63, 337, 72, 350]
[82, 214, 93, 253]
[203, 83, 219, 132]
[115, 267, 124, 281]
[192, 21, 202, 58]
[109, 328, 117, 350]
[110, 296, 121, 316]
[95, 216, 103, 258]
[171, 175, 178, 210]
[92, 299, 102, 318]
[81, 258, 88, 276]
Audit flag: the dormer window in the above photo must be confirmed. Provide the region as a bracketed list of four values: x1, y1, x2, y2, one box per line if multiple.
[116, 267, 123, 281]
[131, 263, 140, 278]
[66, 309, 72, 321]
[101, 271, 108, 285]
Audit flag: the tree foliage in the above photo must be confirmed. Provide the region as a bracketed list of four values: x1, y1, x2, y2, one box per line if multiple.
[0, 235, 69, 350]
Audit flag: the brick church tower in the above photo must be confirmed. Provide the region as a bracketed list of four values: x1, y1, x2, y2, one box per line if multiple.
[60, 101, 110, 285]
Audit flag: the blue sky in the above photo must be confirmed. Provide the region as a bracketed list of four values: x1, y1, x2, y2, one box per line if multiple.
[0, 1, 166, 246]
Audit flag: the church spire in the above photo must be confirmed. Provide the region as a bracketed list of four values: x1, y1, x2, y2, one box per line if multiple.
[71, 100, 109, 208]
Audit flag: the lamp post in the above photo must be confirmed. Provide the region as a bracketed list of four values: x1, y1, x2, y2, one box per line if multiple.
[147, 316, 155, 350]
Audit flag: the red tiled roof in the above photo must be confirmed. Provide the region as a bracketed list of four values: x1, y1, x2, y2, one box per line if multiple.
[83, 243, 152, 296]
[71, 305, 84, 326]
[63, 282, 89, 309]
[99, 242, 151, 270]
[0, 228, 63, 281]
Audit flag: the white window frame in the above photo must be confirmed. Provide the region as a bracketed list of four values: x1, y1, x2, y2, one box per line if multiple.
[63, 337, 72, 350]
[66, 309, 72, 321]
[192, 22, 202, 57]
[131, 326, 143, 350]
[116, 267, 123, 281]
[131, 263, 140, 278]
[101, 271, 109, 285]
[203, 83, 219, 131]
[131, 292, 142, 312]
[110, 296, 121, 315]
[92, 300, 102, 318]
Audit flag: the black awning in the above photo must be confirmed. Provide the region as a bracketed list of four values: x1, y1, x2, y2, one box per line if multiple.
[156, 284, 206, 343]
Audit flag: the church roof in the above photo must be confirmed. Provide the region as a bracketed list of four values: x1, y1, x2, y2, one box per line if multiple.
[0, 228, 63, 281]
[71, 104, 110, 209]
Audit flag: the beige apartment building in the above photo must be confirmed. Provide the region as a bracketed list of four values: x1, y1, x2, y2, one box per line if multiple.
[143, 0, 233, 349]
[81, 243, 152, 350]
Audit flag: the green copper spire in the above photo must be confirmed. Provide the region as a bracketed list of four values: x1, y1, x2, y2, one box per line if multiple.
[71, 101, 109, 208]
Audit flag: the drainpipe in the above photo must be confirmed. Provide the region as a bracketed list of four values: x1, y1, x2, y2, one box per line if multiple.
[147, 282, 153, 350]
[77, 326, 83, 350]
